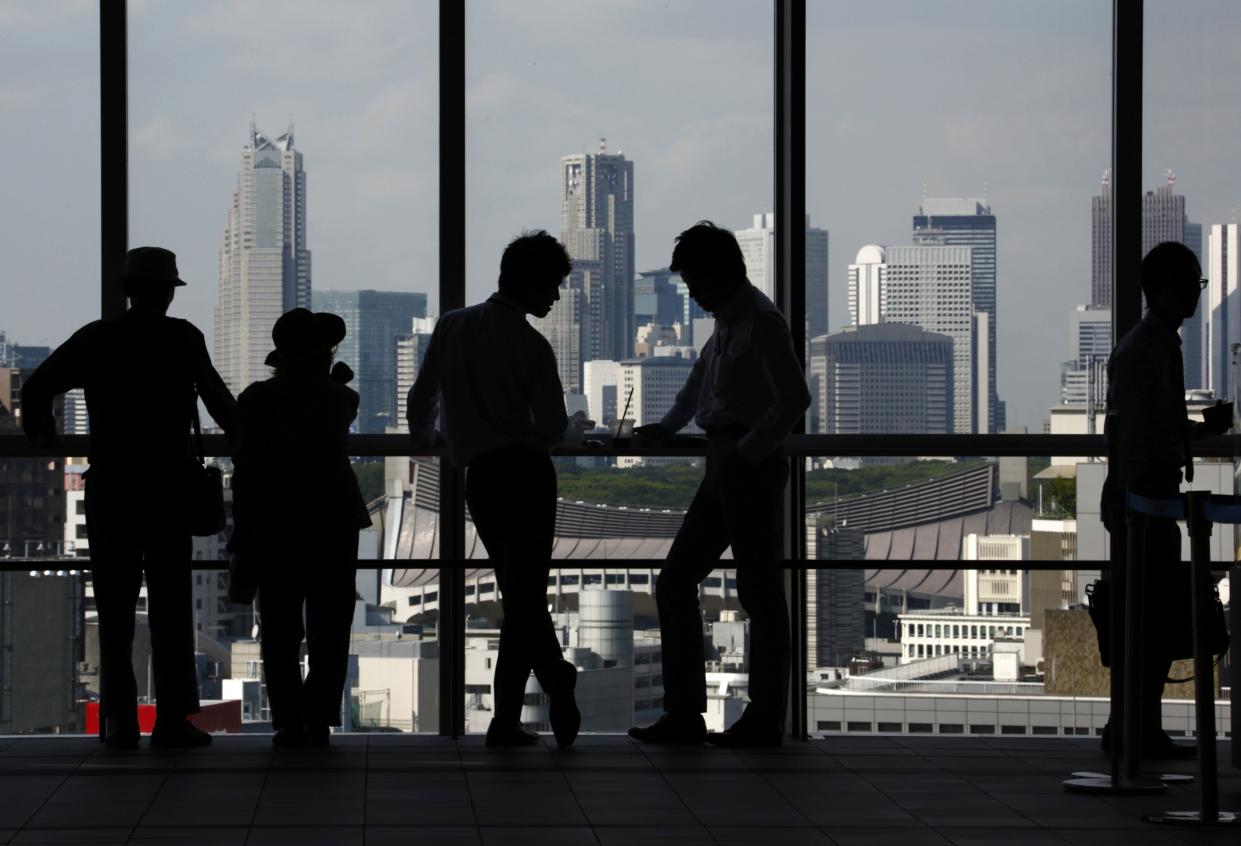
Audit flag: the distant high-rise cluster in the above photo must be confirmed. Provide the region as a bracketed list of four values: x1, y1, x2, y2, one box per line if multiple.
[215, 121, 311, 395]
[313, 290, 428, 433]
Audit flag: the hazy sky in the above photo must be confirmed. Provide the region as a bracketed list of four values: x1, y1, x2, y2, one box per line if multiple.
[3, 0, 1240, 432]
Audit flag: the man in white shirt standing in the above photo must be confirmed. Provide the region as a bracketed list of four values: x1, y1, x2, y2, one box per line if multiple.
[407, 231, 581, 748]
[629, 221, 811, 747]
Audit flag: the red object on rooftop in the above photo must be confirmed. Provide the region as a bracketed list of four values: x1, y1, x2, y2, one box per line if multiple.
[85, 699, 242, 735]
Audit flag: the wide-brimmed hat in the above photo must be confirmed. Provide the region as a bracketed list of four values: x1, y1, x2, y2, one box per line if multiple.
[119, 246, 187, 287]
[266, 308, 347, 365]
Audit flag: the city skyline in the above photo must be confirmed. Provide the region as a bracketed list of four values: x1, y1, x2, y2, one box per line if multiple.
[6, 2, 1241, 433]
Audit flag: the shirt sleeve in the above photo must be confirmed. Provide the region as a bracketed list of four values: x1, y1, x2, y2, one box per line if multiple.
[660, 347, 707, 434]
[18, 324, 95, 441]
[528, 334, 569, 446]
[407, 324, 442, 447]
[737, 312, 811, 464]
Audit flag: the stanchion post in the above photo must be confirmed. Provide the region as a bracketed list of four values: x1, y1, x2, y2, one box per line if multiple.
[1187, 492, 1219, 822]
[1232, 564, 1239, 771]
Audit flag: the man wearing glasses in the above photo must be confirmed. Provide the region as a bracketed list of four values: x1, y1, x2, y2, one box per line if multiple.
[1100, 240, 1230, 759]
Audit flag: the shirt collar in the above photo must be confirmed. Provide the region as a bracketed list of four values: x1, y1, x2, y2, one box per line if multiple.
[713, 282, 752, 328]
[1142, 310, 1183, 347]
[487, 291, 526, 315]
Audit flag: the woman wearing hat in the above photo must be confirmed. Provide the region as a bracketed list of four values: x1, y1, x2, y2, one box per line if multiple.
[231, 307, 371, 746]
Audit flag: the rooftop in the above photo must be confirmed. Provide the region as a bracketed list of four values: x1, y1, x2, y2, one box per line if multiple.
[0, 734, 1232, 845]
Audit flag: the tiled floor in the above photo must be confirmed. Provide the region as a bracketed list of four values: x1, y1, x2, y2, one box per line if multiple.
[0, 734, 1236, 845]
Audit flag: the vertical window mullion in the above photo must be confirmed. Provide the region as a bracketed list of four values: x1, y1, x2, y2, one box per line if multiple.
[100, 0, 127, 320]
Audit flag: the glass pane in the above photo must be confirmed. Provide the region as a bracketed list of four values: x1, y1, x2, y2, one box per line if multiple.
[464, 0, 771, 736]
[0, 2, 99, 735]
[807, 2, 1110, 436]
[129, 1, 441, 734]
[803, 452, 1225, 738]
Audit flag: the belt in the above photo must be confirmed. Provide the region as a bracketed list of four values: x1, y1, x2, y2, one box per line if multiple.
[703, 423, 749, 439]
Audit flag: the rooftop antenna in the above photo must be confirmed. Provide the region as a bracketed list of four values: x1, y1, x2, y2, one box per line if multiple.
[249, 113, 257, 147]
[1101, 168, 1110, 190]
[920, 179, 927, 211]
[599, 136, 607, 153]
[982, 178, 989, 208]
[1166, 168, 1175, 187]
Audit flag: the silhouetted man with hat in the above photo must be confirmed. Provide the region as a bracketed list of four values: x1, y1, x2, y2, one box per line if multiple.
[22, 246, 236, 749]
[629, 221, 810, 747]
[1100, 240, 1231, 759]
[408, 230, 584, 747]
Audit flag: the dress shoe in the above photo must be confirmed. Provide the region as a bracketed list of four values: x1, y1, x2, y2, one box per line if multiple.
[306, 724, 332, 748]
[548, 661, 581, 749]
[149, 719, 213, 749]
[628, 711, 706, 745]
[1101, 725, 1196, 759]
[706, 721, 783, 748]
[103, 719, 140, 750]
[485, 719, 540, 747]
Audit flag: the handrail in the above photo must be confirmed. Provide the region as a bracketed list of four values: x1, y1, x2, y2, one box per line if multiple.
[0, 558, 1121, 572]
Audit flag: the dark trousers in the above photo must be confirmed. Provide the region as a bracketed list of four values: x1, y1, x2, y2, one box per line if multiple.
[465, 446, 564, 726]
[1111, 511, 1177, 741]
[85, 468, 199, 724]
[658, 438, 790, 727]
[258, 537, 358, 731]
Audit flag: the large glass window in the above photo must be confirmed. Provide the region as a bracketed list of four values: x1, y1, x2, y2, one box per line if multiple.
[127, 1, 440, 733]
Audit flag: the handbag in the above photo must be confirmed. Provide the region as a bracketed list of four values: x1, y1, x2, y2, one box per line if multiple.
[186, 394, 227, 537]
[1086, 575, 1230, 680]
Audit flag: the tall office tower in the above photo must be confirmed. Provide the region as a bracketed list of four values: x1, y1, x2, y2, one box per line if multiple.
[215, 121, 311, 395]
[733, 213, 830, 349]
[1205, 223, 1240, 401]
[530, 282, 584, 394]
[394, 316, 437, 429]
[583, 360, 621, 429]
[1182, 221, 1205, 389]
[0, 368, 64, 556]
[847, 245, 886, 326]
[313, 290, 428, 433]
[853, 242, 978, 433]
[1091, 171, 1112, 308]
[616, 356, 698, 467]
[808, 324, 953, 437]
[913, 197, 1002, 432]
[1059, 306, 1112, 406]
[0, 336, 50, 370]
[560, 143, 635, 362]
[1091, 170, 1189, 307]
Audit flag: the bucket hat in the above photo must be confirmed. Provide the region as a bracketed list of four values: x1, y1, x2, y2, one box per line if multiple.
[266, 308, 347, 366]
[119, 246, 187, 287]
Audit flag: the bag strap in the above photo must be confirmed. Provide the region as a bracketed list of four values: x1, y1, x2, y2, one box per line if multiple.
[191, 389, 206, 466]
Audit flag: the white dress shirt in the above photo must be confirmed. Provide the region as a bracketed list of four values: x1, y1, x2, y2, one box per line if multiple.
[660, 282, 811, 464]
[408, 292, 569, 467]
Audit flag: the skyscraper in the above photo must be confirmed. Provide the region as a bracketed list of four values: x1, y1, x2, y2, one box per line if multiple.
[851, 242, 979, 433]
[529, 283, 584, 394]
[394, 316, 437, 429]
[1058, 306, 1111, 407]
[313, 290, 429, 433]
[912, 198, 1002, 432]
[560, 143, 635, 362]
[215, 121, 311, 395]
[1205, 223, 1240, 402]
[733, 213, 830, 350]
[847, 245, 886, 327]
[1091, 171, 1202, 388]
[809, 323, 953, 437]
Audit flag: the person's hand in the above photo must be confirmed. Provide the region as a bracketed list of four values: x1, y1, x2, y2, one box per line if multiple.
[633, 423, 671, 447]
[562, 411, 595, 447]
[1200, 401, 1233, 437]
